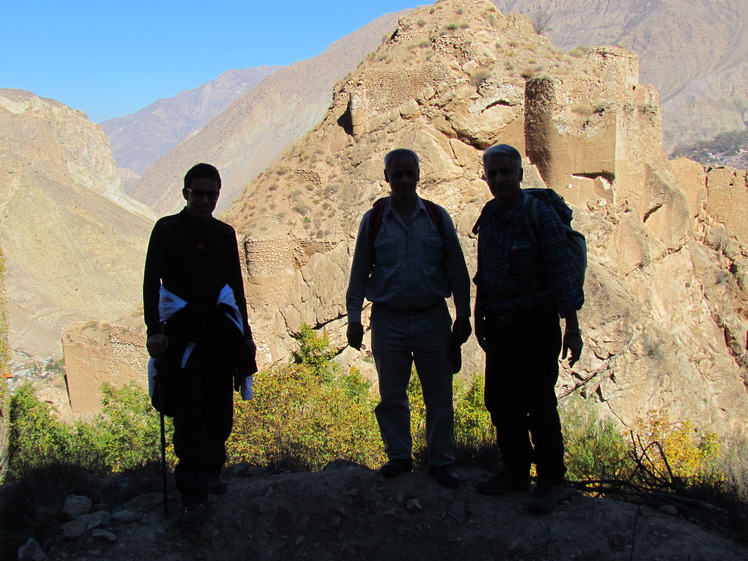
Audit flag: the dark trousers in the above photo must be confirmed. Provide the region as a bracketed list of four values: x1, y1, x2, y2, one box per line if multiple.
[172, 355, 234, 506]
[483, 308, 566, 484]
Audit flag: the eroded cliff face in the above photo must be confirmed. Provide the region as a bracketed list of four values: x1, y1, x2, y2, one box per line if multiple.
[222, 0, 748, 437]
[0, 89, 154, 358]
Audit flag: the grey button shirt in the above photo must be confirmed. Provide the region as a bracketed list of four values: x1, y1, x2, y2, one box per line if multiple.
[346, 196, 471, 323]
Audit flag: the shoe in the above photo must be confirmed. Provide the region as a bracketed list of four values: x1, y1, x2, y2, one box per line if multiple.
[476, 472, 530, 495]
[208, 475, 227, 495]
[180, 503, 208, 527]
[524, 482, 568, 513]
[429, 465, 459, 488]
[378, 459, 413, 478]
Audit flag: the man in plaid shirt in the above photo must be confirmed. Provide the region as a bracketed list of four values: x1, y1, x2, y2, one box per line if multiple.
[473, 144, 584, 512]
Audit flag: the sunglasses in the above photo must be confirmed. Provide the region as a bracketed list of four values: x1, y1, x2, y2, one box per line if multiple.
[185, 187, 220, 201]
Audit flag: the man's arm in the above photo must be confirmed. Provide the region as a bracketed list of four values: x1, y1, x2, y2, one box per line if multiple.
[143, 221, 167, 358]
[225, 226, 252, 338]
[345, 213, 373, 349]
[440, 209, 472, 344]
[535, 204, 584, 365]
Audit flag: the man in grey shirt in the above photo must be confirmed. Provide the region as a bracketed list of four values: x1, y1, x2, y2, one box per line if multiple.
[346, 148, 471, 487]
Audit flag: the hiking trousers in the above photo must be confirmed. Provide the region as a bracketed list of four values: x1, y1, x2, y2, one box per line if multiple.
[370, 301, 455, 467]
[482, 307, 566, 484]
[172, 355, 234, 506]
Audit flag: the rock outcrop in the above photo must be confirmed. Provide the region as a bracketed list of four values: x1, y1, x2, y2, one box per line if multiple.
[0, 89, 154, 358]
[222, 0, 748, 438]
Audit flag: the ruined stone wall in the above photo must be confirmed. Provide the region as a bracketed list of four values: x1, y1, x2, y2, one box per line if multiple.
[62, 322, 149, 415]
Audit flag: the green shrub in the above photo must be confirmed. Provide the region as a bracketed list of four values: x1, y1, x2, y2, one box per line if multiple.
[230, 325, 382, 470]
[7, 381, 170, 479]
[93, 382, 170, 471]
[291, 324, 337, 379]
[228, 364, 383, 471]
[8, 383, 79, 478]
[559, 394, 628, 481]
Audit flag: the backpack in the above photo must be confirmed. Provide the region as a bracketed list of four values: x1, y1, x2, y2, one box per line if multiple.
[368, 196, 446, 257]
[523, 188, 587, 286]
[472, 189, 586, 286]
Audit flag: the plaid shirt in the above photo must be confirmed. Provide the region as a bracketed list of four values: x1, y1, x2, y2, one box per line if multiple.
[475, 191, 583, 318]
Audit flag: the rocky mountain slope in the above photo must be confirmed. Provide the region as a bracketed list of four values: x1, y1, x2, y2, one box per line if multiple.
[128, 9, 411, 215]
[492, 0, 748, 153]
[102, 66, 281, 185]
[121, 0, 745, 219]
[212, 0, 748, 440]
[0, 89, 154, 359]
[10, 464, 748, 561]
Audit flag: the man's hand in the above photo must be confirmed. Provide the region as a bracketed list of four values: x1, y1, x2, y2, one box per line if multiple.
[347, 322, 364, 350]
[451, 317, 472, 346]
[561, 330, 583, 367]
[146, 334, 169, 359]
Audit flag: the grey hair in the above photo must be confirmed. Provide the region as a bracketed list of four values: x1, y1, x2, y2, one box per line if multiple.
[384, 148, 420, 169]
[482, 144, 523, 168]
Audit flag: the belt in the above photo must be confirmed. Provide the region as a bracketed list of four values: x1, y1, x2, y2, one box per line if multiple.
[374, 301, 442, 314]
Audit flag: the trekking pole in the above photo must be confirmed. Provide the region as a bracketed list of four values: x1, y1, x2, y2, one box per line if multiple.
[157, 375, 168, 518]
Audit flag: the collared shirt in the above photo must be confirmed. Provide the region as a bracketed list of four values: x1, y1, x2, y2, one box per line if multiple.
[346, 196, 471, 323]
[475, 191, 584, 318]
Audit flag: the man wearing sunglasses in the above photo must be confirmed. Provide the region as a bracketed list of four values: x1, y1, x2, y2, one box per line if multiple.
[143, 163, 257, 527]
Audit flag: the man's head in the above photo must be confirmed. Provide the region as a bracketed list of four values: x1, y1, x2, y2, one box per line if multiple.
[482, 144, 523, 206]
[183, 163, 221, 219]
[384, 149, 420, 200]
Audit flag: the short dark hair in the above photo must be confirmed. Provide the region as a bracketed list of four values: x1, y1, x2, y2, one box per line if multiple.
[184, 163, 221, 190]
[483, 144, 523, 169]
[384, 148, 420, 169]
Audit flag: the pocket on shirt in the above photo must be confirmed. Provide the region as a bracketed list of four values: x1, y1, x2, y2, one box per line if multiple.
[375, 237, 398, 266]
[507, 240, 538, 278]
[424, 236, 444, 265]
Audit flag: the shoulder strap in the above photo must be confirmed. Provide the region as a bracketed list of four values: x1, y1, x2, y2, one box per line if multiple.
[421, 199, 445, 239]
[523, 193, 540, 243]
[368, 197, 388, 245]
[472, 201, 493, 235]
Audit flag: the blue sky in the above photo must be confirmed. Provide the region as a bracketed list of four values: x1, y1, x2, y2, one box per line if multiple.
[3, 1, 420, 123]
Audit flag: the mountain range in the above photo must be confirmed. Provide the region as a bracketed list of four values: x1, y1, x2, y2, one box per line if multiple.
[101, 66, 280, 191]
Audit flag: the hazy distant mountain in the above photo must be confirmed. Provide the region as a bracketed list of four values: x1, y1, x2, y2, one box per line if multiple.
[491, 0, 748, 153]
[101, 66, 281, 187]
[130, 10, 410, 215]
[0, 89, 154, 358]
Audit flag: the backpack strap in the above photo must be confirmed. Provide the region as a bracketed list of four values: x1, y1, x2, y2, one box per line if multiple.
[422, 199, 445, 239]
[523, 193, 540, 244]
[368, 197, 446, 259]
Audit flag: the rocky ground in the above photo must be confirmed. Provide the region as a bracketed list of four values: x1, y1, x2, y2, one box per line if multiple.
[10, 462, 748, 561]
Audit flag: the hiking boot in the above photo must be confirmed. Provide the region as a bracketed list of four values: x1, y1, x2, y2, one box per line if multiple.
[180, 503, 208, 528]
[429, 465, 459, 488]
[208, 475, 227, 495]
[524, 482, 569, 513]
[476, 472, 530, 495]
[378, 459, 413, 478]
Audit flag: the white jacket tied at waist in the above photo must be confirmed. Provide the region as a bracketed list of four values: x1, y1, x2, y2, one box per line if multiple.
[147, 284, 253, 400]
